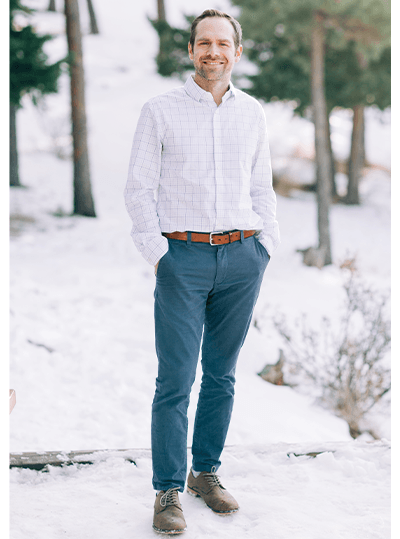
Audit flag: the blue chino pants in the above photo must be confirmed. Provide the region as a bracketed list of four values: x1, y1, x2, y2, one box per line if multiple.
[152, 232, 270, 492]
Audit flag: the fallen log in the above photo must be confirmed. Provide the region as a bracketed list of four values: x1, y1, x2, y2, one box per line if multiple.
[9, 448, 141, 471]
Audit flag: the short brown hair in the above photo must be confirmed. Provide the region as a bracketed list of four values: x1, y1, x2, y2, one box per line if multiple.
[189, 9, 242, 51]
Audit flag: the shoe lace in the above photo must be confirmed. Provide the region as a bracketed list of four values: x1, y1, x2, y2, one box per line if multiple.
[160, 487, 180, 507]
[203, 467, 224, 489]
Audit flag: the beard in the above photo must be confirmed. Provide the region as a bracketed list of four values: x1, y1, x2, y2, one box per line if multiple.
[195, 59, 227, 81]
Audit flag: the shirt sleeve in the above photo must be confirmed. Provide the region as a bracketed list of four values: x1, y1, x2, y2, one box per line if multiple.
[124, 102, 168, 265]
[250, 105, 280, 256]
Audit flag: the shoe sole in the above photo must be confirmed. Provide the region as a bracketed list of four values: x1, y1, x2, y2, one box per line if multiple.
[152, 524, 187, 535]
[186, 487, 239, 515]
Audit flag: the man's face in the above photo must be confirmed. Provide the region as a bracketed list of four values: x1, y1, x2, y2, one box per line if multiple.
[188, 17, 242, 83]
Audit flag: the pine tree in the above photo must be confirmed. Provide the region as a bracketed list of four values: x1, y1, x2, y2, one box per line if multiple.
[245, 36, 390, 203]
[65, 0, 96, 217]
[149, 16, 192, 78]
[233, 0, 390, 266]
[10, 0, 63, 186]
[338, 45, 390, 204]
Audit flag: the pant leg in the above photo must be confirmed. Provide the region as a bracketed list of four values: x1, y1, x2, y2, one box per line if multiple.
[152, 239, 216, 492]
[191, 235, 270, 472]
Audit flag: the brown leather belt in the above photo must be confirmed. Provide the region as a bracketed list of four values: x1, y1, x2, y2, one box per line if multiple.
[162, 230, 256, 245]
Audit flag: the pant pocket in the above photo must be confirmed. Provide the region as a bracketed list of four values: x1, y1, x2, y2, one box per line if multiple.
[253, 236, 270, 262]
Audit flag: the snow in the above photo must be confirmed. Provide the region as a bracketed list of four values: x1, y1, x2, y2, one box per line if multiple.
[9, 441, 391, 539]
[7, 0, 392, 538]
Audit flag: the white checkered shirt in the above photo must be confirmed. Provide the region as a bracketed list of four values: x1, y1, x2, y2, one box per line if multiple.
[124, 75, 280, 265]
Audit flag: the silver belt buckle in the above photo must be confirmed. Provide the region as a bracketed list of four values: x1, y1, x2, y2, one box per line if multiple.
[209, 231, 225, 245]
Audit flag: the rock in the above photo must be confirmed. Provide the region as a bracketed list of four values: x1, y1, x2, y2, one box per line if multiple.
[258, 349, 286, 386]
[297, 246, 326, 269]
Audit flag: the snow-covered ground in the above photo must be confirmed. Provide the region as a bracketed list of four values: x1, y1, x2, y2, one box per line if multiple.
[9, 441, 391, 539]
[7, 0, 391, 538]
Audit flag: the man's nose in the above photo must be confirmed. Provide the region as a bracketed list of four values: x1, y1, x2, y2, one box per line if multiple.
[208, 42, 220, 56]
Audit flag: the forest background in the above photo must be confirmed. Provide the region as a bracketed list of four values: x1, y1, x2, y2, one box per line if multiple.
[5, 1, 397, 538]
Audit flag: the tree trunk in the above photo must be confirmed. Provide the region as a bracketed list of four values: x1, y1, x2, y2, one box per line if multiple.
[86, 0, 99, 35]
[48, 0, 56, 11]
[360, 109, 366, 166]
[157, 0, 168, 64]
[310, 13, 332, 266]
[157, 0, 166, 21]
[326, 110, 337, 199]
[345, 105, 364, 205]
[316, 110, 337, 199]
[65, 0, 96, 217]
[10, 103, 21, 187]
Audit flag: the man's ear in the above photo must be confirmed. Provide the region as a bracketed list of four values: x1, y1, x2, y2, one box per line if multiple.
[235, 44, 243, 63]
[188, 42, 193, 60]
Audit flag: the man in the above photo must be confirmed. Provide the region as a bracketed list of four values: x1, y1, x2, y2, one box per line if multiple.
[124, 9, 280, 535]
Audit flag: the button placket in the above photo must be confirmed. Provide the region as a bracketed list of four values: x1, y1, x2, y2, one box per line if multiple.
[213, 108, 224, 230]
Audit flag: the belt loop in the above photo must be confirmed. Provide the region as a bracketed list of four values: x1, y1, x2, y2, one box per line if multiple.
[187, 231, 192, 247]
[240, 230, 244, 243]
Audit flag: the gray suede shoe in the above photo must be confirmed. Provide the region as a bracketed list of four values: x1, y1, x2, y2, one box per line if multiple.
[187, 468, 239, 514]
[153, 487, 187, 535]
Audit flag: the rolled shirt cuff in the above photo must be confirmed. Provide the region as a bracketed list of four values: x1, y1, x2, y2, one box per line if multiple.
[257, 226, 280, 257]
[133, 233, 169, 266]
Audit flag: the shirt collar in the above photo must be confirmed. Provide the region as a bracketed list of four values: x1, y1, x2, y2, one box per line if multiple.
[184, 75, 236, 103]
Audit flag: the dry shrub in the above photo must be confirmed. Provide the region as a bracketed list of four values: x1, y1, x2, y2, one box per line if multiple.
[273, 271, 391, 438]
